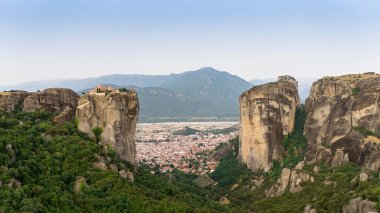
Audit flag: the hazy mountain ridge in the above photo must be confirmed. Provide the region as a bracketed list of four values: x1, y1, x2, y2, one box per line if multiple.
[49, 67, 252, 121]
[0, 74, 177, 92]
[0, 68, 314, 121]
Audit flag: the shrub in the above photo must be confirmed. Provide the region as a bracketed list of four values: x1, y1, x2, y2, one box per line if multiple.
[352, 87, 361, 95]
[92, 127, 103, 143]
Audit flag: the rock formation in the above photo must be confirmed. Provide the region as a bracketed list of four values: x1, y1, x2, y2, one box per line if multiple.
[266, 167, 314, 197]
[23, 88, 79, 124]
[343, 197, 378, 213]
[0, 91, 29, 112]
[0, 89, 79, 124]
[304, 205, 317, 213]
[73, 176, 87, 194]
[239, 75, 300, 171]
[304, 73, 380, 170]
[76, 86, 139, 167]
[305, 73, 380, 145]
[194, 175, 217, 188]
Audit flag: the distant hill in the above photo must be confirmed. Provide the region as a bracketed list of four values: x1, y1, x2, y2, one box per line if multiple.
[0, 74, 177, 92]
[158, 67, 252, 117]
[59, 67, 253, 122]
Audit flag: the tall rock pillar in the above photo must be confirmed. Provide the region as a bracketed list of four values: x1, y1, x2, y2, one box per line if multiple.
[239, 76, 300, 171]
[76, 86, 139, 167]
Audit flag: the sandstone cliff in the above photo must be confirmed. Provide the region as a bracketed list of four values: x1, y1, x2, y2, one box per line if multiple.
[22, 88, 79, 124]
[239, 75, 300, 171]
[76, 87, 139, 167]
[304, 73, 380, 170]
[0, 91, 30, 112]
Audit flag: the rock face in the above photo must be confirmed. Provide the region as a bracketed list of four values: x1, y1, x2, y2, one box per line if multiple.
[76, 86, 139, 167]
[305, 73, 380, 145]
[343, 197, 378, 213]
[239, 75, 300, 171]
[304, 73, 380, 170]
[0, 89, 79, 124]
[23, 88, 79, 124]
[0, 91, 30, 112]
[266, 167, 314, 197]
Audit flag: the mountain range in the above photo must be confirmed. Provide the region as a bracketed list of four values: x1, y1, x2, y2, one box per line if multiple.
[1, 67, 312, 122]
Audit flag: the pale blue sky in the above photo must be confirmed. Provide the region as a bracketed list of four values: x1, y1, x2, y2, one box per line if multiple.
[1, 0, 380, 85]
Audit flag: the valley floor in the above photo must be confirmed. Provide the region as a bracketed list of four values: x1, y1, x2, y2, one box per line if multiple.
[136, 122, 238, 174]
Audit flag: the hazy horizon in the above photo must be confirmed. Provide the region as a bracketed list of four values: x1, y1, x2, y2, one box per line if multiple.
[0, 66, 324, 87]
[1, 0, 380, 85]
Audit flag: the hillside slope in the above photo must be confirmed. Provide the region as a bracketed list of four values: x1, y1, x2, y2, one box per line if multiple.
[0, 110, 225, 212]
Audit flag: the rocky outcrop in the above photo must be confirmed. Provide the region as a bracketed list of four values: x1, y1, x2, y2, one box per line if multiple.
[266, 167, 314, 197]
[305, 73, 380, 145]
[305, 145, 332, 164]
[304, 205, 317, 213]
[304, 73, 380, 170]
[76, 86, 139, 167]
[239, 76, 300, 171]
[7, 178, 22, 189]
[0, 89, 79, 124]
[73, 176, 87, 193]
[332, 149, 350, 166]
[219, 197, 230, 206]
[194, 175, 217, 188]
[22, 88, 79, 124]
[343, 197, 378, 213]
[5, 144, 16, 166]
[119, 169, 134, 182]
[0, 91, 29, 112]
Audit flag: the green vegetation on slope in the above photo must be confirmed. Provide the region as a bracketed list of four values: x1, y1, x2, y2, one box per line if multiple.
[207, 106, 380, 212]
[282, 105, 308, 168]
[0, 110, 225, 212]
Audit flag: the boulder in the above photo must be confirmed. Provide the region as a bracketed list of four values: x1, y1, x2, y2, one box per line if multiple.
[7, 178, 21, 189]
[119, 169, 134, 182]
[219, 197, 230, 206]
[5, 144, 16, 166]
[93, 155, 107, 171]
[305, 145, 332, 164]
[295, 161, 305, 170]
[332, 149, 345, 166]
[359, 172, 369, 182]
[73, 176, 87, 193]
[193, 175, 217, 188]
[304, 205, 317, 213]
[266, 168, 313, 197]
[313, 166, 320, 174]
[343, 197, 378, 213]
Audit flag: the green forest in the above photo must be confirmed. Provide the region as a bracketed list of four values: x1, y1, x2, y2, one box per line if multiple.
[0, 110, 225, 212]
